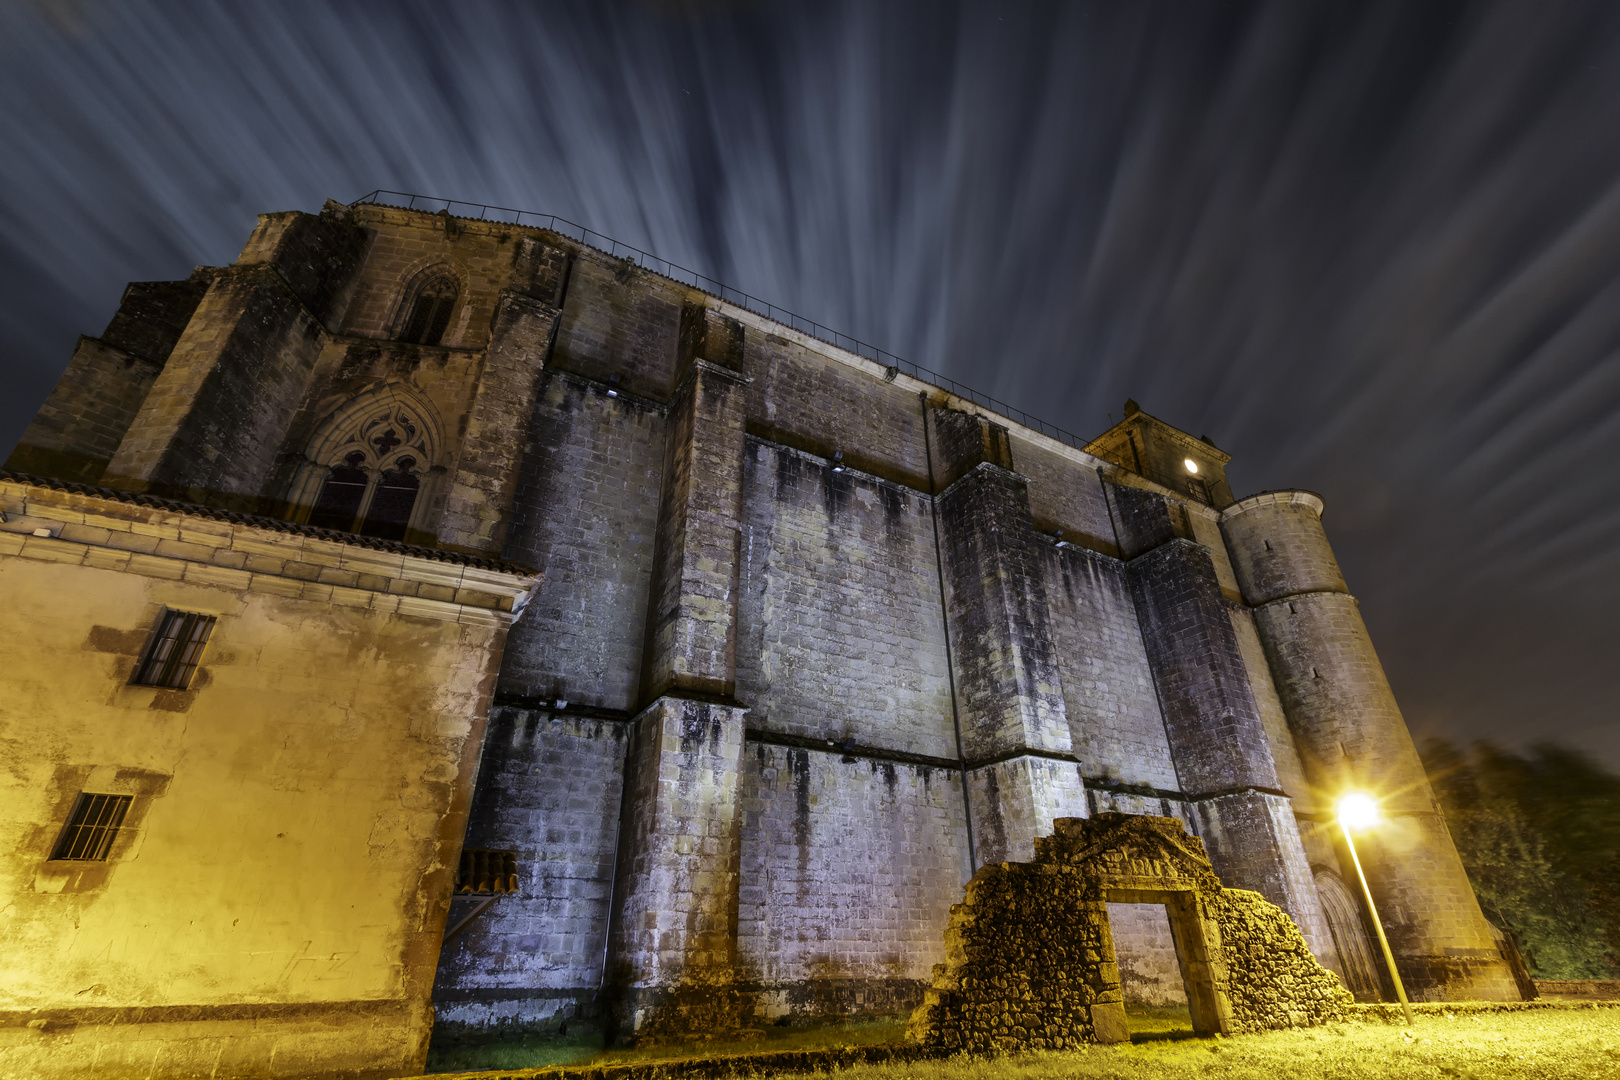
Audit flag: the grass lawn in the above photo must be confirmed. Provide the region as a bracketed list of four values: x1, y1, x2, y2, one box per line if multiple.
[424, 1015, 909, 1073]
[424, 1005, 1620, 1078]
[798, 1008, 1620, 1080]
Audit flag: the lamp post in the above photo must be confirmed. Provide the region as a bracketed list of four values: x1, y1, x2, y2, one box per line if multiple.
[1338, 793, 1414, 1025]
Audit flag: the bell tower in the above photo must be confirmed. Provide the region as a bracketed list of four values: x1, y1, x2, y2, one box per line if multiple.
[1084, 400, 1233, 507]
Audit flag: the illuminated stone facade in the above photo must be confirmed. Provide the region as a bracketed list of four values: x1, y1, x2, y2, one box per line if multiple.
[3, 197, 1520, 1075]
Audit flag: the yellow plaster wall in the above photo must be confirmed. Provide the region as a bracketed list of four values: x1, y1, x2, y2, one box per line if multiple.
[0, 481, 536, 1079]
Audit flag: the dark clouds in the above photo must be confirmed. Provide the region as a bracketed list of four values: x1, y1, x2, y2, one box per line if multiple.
[2, 0, 1616, 765]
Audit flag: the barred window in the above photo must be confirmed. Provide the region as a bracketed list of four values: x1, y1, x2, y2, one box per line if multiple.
[456, 848, 520, 895]
[50, 793, 133, 861]
[133, 610, 217, 689]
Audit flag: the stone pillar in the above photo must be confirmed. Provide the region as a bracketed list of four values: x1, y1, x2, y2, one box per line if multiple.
[437, 239, 572, 553]
[1111, 483, 1334, 962]
[103, 204, 370, 505]
[640, 304, 749, 702]
[1221, 491, 1521, 1001]
[609, 303, 751, 1037]
[931, 407, 1087, 864]
[608, 696, 748, 1037]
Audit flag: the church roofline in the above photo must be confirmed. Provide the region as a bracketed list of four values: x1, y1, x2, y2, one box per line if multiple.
[0, 470, 535, 575]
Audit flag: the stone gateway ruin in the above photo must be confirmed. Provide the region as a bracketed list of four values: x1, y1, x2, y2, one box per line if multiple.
[908, 814, 1352, 1051]
[0, 195, 1523, 1079]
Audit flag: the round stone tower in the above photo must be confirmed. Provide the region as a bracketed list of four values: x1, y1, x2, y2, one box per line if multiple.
[1219, 491, 1520, 1002]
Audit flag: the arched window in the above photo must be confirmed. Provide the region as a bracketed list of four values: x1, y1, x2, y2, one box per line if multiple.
[294, 393, 438, 541]
[399, 274, 458, 345]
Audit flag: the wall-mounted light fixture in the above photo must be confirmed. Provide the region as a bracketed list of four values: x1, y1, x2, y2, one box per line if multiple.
[1184, 458, 1199, 474]
[1054, 529, 1069, 550]
[831, 451, 846, 473]
[606, 373, 622, 398]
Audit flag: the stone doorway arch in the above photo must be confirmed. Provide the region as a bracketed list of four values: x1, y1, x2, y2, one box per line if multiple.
[1314, 868, 1382, 1001]
[909, 814, 1350, 1053]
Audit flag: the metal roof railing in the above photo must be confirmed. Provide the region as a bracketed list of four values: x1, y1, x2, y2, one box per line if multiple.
[350, 189, 1093, 452]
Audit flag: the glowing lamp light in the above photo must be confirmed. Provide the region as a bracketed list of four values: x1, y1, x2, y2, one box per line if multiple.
[1338, 793, 1380, 830]
[1184, 458, 1199, 474]
[1335, 788, 1411, 1021]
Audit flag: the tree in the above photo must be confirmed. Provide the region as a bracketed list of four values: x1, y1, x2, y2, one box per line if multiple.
[1420, 739, 1620, 979]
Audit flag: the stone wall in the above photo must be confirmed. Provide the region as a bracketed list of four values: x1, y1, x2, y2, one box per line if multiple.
[498, 371, 666, 710]
[736, 742, 971, 1020]
[735, 440, 954, 759]
[1042, 543, 1179, 793]
[433, 709, 629, 1035]
[1211, 888, 1352, 1032]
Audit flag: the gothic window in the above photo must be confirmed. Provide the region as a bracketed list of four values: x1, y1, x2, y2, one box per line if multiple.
[399, 275, 458, 345]
[300, 398, 435, 541]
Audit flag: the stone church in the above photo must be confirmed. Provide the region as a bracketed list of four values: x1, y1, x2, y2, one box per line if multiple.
[0, 196, 1522, 1078]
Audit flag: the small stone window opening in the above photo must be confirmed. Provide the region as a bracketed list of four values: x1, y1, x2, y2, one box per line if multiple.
[457, 848, 520, 895]
[133, 610, 217, 689]
[1187, 478, 1210, 505]
[50, 792, 133, 861]
[400, 276, 458, 345]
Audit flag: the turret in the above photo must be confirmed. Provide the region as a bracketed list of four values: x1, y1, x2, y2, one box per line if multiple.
[1220, 491, 1520, 1001]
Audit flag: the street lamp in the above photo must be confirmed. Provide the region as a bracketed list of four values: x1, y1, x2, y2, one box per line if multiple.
[1337, 793, 1414, 1025]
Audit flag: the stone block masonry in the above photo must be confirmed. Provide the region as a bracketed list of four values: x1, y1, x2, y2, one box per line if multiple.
[735, 440, 955, 760]
[1, 198, 1528, 1076]
[434, 709, 629, 1036]
[737, 741, 971, 1020]
[498, 371, 665, 712]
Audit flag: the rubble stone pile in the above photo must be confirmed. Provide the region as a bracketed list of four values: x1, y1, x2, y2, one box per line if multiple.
[1211, 887, 1355, 1032]
[909, 814, 1353, 1052]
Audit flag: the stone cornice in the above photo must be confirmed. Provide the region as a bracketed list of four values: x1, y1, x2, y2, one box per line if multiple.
[0, 477, 540, 626]
[1221, 489, 1326, 522]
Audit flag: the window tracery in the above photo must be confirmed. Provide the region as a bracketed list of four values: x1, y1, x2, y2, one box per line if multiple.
[295, 393, 439, 541]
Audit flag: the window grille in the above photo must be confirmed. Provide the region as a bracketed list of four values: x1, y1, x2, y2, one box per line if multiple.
[50, 792, 133, 861]
[456, 848, 520, 895]
[133, 610, 217, 689]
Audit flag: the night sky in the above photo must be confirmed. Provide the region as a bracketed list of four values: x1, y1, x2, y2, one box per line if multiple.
[2, 1, 1616, 767]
